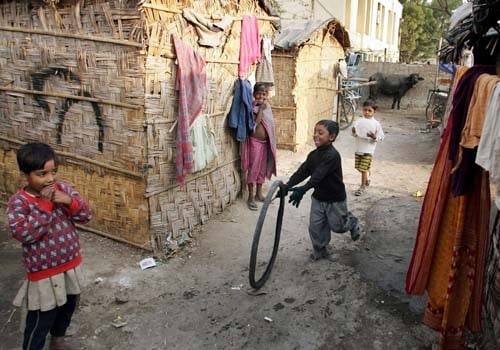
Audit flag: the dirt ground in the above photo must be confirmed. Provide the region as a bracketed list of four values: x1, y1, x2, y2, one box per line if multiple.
[0, 109, 489, 349]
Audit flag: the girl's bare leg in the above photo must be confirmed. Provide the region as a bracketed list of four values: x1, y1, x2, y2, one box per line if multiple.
[247, 183, 258, 210]
[256, 183, 265, 201]
[248, 183, 255, 203]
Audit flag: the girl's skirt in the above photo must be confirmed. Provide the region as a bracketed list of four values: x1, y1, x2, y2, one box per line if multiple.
[13, 265, 84, 312]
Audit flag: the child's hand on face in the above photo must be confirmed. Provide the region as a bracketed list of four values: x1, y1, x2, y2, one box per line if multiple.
[40, 185, 72, 205]
[40, 185, 55, 201]
[52, 190, 72, 205]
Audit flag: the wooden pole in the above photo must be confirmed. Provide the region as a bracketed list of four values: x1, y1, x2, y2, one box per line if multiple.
[144, 158, 240, 198]
[161, 52, 239, 64]
[340, 81, 377, 91]
[141, 3, 280, 21]
[0, 136, 143, 179]
[0, 86, 141, 110]
[76, 224, 153, 251]
[0, 26, 143, 47]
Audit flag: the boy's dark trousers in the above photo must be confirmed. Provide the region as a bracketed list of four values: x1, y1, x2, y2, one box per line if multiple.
[23, 294, 79, 350]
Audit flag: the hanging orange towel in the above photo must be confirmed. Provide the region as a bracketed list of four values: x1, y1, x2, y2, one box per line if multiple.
[460, 73, 500, 150]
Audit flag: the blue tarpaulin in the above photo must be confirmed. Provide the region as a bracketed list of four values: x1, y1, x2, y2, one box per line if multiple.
[439, 63, 455, 74]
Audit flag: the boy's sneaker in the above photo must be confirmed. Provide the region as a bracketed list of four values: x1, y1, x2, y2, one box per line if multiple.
[321, 249, 336, 262]
[309, 248, 336, 262]
[309, 249, 323, 262]
[350, 224, 361, 241]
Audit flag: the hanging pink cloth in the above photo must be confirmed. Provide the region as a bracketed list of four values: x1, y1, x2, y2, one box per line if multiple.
[238, 15, 261, 77]
[172, 35, 207, 184]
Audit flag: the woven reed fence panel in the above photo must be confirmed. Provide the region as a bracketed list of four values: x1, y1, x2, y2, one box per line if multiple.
[0, 143, 24, 197]
[271, 53, 296, 107]
[0, 1, 150, 249]
[0, 3, 145, 170]
[273, 108, 297, 151]
[141, 0, 276, 250]
[270, 54, 296, 150]
[0, 143, 150, 248]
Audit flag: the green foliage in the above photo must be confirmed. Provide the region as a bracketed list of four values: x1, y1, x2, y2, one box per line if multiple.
[399, 0, 461, 62]
[399, 1, 426, 62]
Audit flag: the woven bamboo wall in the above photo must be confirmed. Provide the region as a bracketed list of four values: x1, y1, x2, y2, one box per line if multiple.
[135, 0, 276, 252]
[0, 1, 150, 248]
[271, 25, 345, 151]
[0, 140, 150, 248]
[270, 53, 297, 151]
[0, 0, 276, 252]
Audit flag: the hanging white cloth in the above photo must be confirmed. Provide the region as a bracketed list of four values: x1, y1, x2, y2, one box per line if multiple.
[190, 114, 218, 172]
[255, 37, 274, 85]
[475, 83, 500, 209]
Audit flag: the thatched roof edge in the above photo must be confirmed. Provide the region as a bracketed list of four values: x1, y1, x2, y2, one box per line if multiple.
[258, 0, 281, 30]
[274, 18, 350, 51]
[25, 0, 281, 29]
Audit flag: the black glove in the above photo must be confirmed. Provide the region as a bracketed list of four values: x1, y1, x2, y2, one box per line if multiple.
[276, 183, 290, 198]
[288, 186, 306, 208]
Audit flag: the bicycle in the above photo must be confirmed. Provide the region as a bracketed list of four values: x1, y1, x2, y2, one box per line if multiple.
[425, 89, 448, 129]
[336, 81, 361, 130]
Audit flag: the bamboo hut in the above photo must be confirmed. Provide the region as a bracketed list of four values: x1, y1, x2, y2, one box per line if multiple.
[271, 19, 350, 151]
[0, 0, 278, 253]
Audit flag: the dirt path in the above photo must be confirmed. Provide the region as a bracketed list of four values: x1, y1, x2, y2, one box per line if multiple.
[1, 110, 446, 350]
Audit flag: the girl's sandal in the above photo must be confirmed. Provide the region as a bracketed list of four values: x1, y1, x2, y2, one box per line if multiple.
[247, 201, 258, 211]
[354, 188, 364, 196]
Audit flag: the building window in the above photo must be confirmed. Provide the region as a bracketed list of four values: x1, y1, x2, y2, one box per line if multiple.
[376, 3, 385, 40]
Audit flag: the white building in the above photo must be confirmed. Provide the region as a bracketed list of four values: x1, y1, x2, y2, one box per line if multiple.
[276, 0, 403, 62]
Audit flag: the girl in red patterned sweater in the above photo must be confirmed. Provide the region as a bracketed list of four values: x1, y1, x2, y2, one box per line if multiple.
[7, 143, 92, 350]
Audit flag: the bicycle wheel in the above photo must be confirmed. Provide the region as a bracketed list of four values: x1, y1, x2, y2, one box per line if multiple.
[248, 180, 286, 289]
[425, 103, 432, 124]
[431, 104, 444, 127]
[425, 93, 435, 126]
[339, 97, 355, 130]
